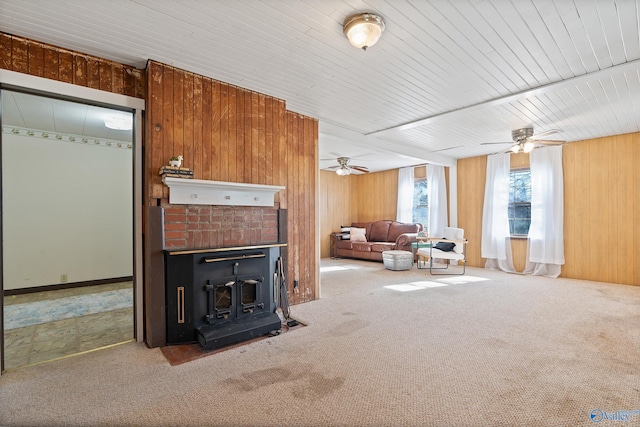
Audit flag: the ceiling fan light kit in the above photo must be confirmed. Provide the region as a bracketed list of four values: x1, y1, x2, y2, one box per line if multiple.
[343, 13, 385, 51]
[327, 156, 370, 175]
[483, 127, 566, 154]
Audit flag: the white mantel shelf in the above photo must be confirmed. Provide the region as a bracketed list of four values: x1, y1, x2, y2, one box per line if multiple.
[163, 177, 285, 207]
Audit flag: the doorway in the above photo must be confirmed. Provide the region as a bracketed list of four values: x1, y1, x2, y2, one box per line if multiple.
[1, 87, 141, 371]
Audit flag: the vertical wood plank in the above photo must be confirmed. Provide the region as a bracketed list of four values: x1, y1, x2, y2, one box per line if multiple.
[58, 49, 74, 84]
[235, 87, 245, 183]
[162, 65, 174, 175]
[210, 80, 220, 181]
[73, 55, 87, 87]
[265, 97, 273, 185]
[86, 57, 100, 89]
[148, 62, 164, 198]
[183, 73, 195, 173]
[43, 45, 60, 80]
[257, 93, 267, 184]
[99, 60, 113, 92]
[172, 69, 185, 163]
[11, 37, 28, 73]
[27, 41, 44, 77]
[228, 86, 237, 182]
[251, 92, 260, 184]
[193, 75, 204, 180]
[244, 90, 252, 182]
[0, 33, 12, 69]
[219, 83, 229, 181]
[199, 77, 212, 181]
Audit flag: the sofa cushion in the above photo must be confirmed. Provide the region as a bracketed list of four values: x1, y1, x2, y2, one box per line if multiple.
[387, 222, 421, 242]
[369, 220, 392, 242]
[371, 242, 395, 253]
[351, 242, 372, 252]
[349, 227, 367, 242]
[351, 222, 373, 239]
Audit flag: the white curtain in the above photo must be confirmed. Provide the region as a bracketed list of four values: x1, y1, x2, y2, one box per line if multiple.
[481, 153, 515, 272]
[397, 166, 414, 223]
[524, 146, 564, 278]
[427, 164, 448, 237]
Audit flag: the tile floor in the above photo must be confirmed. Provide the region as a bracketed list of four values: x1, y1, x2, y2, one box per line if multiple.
[3, 282, 133, 370]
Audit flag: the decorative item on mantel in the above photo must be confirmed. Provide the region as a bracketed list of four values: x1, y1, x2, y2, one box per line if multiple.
[159, 155, 193, 179]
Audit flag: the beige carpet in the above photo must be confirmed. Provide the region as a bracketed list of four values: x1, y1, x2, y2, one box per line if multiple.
[1, 259, 639, 427]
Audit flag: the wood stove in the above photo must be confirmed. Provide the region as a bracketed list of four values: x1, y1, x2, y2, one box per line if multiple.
[165, 244, 285, 350]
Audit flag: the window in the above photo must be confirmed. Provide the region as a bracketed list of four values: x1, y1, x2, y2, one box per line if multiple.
[509, 169, 531, 236]
[412, 178, 428, 227]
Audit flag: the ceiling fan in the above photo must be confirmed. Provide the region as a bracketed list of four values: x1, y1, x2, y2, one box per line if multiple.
[325, 157, 370, 176]
[482, 128, 566, 153]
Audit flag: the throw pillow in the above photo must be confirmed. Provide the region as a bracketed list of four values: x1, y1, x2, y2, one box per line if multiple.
[340, 225, 350, 240]
[434, 241, 455, 252]
[349, 227, 367, 242]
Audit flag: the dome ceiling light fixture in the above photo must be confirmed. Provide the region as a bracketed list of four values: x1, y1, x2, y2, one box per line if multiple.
[104, 113, 133, 131]
[343, 13, 386, 51]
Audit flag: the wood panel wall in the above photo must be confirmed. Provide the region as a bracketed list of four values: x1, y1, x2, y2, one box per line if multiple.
[0, 32, 144, 98]
[146, 61, 319, 306]
[351, 169, 399, 222]
[458, 134, 640, 285]
[563, 132, 640, 285]
[319, 170, 353, 258]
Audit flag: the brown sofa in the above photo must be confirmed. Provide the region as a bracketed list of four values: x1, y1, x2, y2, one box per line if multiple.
[335, 220, 423, 261]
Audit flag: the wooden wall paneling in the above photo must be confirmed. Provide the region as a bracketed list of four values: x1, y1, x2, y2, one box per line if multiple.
[172, 69, 185, 168]
[510, 239, 528, 273]
[265, 97, 273, 185]
[257, 94, 267, 184]
[99, 61, 112, 92]
[228, 85, 238, 182]
[183, 73, 195, 174]
[211, 81, 223, 181]
[251, 92, 260, 183]
[201, 77, 212, 182]
[73, 55, 87, 87]
[193, 75, 204, 179]
[112, 64, 124, 95]
[319, 170, 353, 258]
[149, 62, 164, 200]
[86, 57, 100, 89]
[243, 90, 252, 182]
[562, 143, 577, 278]
[635, 133, 640, 286]
[0, 33, 11, 69]
[27, 41, 44, 77]
[1, 33, 144, 97]
[457, 156, 486, 268]
[277, 100, 287, 208]
[162, 66, 174, 183]
[237, 88, 247, 183]
[220, 83, 229, 181]
[43, 45, 59, 80]
[10, 36, 28, 73]
[58, 49, 73, 84]
[591, 139, 612, 282]
[614, 134, 634, 284]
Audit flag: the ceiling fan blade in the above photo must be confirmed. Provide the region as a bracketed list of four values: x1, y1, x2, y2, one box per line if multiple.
[325, 165, 340, 170]
[530, 129, 562, 140]
[351, 166, 369, 173]
[481, 141, 513, 145]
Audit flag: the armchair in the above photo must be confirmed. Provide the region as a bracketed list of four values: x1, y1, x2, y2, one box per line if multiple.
[417, 227, 468, 275]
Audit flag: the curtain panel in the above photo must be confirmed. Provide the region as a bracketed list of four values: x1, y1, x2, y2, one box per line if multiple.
[524, 146, 565, 278]
[427, 164, 448, 237]
[397, 166, 414, 223]
[481, 153, 515, 272]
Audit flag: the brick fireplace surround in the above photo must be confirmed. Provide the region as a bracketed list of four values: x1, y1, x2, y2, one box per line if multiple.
[162, 205, 280, 250]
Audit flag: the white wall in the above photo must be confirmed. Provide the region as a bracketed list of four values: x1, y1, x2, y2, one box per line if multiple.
[2, 134, 132, 289]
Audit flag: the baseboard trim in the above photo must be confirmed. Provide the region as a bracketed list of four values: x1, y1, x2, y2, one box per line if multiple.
[3, 276, 133, 296]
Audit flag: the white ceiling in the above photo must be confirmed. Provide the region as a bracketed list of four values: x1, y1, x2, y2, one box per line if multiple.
[1, 0, 639, 172]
